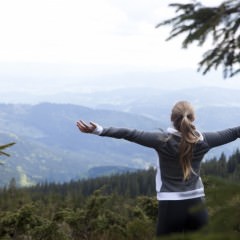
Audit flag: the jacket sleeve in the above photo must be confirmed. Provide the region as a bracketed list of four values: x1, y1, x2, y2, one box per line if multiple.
[100, 127, 166, 149]
[203, 126, 240, 148]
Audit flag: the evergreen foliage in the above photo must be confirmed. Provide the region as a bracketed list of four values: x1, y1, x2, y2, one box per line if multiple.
[202, 149, 240, 180]
[0, 150, 240, 239]
[156, 0, 240, 78]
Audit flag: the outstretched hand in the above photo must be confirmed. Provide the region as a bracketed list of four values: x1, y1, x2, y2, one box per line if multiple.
[76, 120, 97, 133]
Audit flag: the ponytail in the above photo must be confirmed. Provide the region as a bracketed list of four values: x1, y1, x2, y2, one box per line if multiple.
[171, 101, 200, 180]
[179, 115, 199, 180]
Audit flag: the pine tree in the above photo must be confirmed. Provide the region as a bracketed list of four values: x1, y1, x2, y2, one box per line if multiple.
[217, 153, 227, 177]
[156, 0, 240, 78]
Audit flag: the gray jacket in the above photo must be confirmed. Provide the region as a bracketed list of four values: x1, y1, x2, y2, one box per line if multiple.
[97, 125, 240, 200]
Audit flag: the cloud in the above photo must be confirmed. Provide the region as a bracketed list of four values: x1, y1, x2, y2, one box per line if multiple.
[0, 0, 235, 98]
[0, 0, 204, 68]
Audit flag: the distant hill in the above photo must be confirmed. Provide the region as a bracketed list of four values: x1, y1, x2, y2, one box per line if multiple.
[1, 87, 240, 186]
[87, 165, 138, 178]
[0, 103, 159, 187]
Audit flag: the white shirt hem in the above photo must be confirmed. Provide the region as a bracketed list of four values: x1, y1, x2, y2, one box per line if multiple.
[156, 188, 205, 201]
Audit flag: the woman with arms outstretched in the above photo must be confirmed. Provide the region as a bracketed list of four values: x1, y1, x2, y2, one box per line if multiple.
[76, 101, 240, 236]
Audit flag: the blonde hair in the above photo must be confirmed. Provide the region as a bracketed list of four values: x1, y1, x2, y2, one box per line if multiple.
[171, 101, 200, 180]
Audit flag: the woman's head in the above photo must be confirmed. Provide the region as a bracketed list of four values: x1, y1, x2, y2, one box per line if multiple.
[171, 101, 195, 131]
[171, 101, 198, 142]
[171, 101, 200, 180]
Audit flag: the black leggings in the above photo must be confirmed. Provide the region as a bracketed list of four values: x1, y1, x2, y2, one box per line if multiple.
[156, 197, 208, 236]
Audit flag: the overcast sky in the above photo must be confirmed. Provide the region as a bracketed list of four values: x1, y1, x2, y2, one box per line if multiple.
[0, 0, 239, 98]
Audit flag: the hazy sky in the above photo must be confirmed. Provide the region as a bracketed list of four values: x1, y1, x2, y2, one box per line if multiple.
[0, 0, 239, 98]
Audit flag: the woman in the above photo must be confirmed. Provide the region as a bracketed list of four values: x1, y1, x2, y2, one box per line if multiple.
[76, 101, 240, 236]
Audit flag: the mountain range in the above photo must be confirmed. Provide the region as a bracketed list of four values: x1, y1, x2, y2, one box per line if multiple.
[1, 86, 240, 187]
[0, 103, 158, 187]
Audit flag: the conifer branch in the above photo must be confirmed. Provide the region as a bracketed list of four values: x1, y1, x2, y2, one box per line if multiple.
[156, 0, 240, 78]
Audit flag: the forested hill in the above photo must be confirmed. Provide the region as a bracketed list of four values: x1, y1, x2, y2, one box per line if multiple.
[23, 150, 240, 199]
[0, 159, 240, 240]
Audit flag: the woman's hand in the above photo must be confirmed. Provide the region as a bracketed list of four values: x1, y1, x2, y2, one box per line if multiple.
[76, 120, 97, 133]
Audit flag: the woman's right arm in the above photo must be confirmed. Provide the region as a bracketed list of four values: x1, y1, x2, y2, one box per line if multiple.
[76, 120, 165, 149]
[203, 126, 240, 148]
[100, 127, 165, 148]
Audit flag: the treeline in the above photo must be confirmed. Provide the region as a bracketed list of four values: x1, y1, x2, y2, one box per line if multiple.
[18, 148, 240, 203]
[30, 167, 156, 199]
[26, 149, 240, 201]
[0, 150, 240, 239]
[201, 149, 240, 179]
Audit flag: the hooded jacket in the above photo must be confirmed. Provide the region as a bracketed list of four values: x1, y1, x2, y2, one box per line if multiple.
[94, 125, 240, 200]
